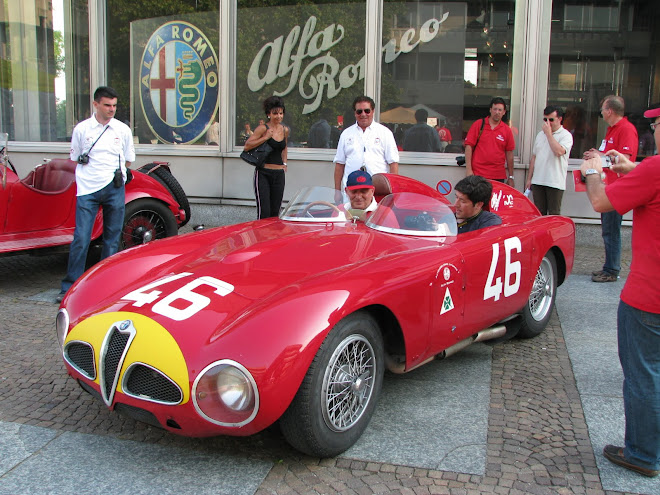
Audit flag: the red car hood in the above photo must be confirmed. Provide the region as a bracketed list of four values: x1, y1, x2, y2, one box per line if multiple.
[66, 218, 438, 344]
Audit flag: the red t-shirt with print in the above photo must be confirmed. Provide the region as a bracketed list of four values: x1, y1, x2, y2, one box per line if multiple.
[465, 118, 515, 179]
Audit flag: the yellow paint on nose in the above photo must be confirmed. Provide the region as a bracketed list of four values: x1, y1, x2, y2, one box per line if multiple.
[65, 312, 189, 403]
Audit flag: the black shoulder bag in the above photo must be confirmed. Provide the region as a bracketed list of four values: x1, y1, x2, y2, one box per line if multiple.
[240, 124, 273, 168]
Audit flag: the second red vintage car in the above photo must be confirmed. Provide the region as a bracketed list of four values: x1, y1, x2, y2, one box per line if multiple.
[0, 152, 189, 256]
[57, 174, 575, 457]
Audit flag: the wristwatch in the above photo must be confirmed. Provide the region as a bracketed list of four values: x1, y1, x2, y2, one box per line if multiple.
[508, 175, 515, 180]
[584, 168, 605, 179]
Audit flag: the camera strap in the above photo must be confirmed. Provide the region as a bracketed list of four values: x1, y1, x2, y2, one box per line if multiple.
[84, 125, 109, 155]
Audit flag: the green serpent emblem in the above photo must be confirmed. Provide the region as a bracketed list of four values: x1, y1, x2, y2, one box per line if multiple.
[177, 58, 203, 122]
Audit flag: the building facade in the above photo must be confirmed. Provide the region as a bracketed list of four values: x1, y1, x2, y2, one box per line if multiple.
[2, 0, 659, 221]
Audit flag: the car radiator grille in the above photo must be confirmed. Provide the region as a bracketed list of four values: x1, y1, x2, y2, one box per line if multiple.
[64, 342, 95, 379]
[124, 364, 182, 404]
[100, 321, 135, 407]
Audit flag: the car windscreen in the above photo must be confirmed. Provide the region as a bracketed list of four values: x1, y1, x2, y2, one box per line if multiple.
[366, 193, 458, 237]
[280, 186, 352, 222]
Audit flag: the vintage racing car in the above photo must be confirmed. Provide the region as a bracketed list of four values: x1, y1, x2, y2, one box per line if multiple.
[0, 149, 189, 256]
[57, 174, 575, 457]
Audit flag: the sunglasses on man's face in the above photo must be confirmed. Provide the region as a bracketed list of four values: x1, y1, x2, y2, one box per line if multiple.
[355, 108, 372, 115]
[543, 117, 555, 122]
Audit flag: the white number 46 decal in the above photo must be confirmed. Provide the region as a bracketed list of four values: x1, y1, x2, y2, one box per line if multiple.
[122, 272, 234, 321]
[484, 237, 521, 301]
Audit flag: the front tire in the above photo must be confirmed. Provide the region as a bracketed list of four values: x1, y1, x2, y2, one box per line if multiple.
[518, 251, 557, 338]
[122, 199, 178, 249]
[280, 311, 384, 457]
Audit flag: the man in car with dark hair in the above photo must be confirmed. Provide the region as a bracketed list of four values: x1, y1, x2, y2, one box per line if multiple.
[454, 175, 502, 234]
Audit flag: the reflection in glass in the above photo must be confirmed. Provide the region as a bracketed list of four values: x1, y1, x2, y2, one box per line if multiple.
[236, 1, 366, 149]
[0, 0, 89, 142]
[381, 1, 516, 153]
[547, 0, 660, 159]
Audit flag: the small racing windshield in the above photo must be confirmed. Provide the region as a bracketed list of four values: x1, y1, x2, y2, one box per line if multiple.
[280, 186, 352, 222]
[366, 193, 458, 237]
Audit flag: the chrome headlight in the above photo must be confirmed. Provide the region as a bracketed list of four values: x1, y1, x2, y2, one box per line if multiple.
[56, 309, 70, 350]
[192, 360, 259, 427]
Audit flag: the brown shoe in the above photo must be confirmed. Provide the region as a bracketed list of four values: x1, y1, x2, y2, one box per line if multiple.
[603, 445, 660, 477]
[592, 270, 605, 277]
[592, 271, 618, 282]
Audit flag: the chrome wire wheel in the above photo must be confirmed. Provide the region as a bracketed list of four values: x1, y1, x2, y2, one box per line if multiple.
[529, 256, 554, 321]
[321, 334, 376, 432]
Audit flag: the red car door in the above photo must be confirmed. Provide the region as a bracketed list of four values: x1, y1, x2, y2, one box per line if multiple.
[455, 224, 533, 340]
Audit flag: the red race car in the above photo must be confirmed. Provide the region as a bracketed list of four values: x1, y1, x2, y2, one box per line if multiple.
[56, 174, 574, 457]
[0, 149, 189, 256]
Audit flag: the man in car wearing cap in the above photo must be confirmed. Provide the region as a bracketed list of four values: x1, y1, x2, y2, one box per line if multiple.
[583, 95, 638, 283]
[580, 103, 660, 478]
[343, 169, 377, 220]
[454, 175, 502, 234]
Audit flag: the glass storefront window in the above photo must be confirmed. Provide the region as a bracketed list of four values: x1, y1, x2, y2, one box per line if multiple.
[113, 0, 219, 145]
[547, 0, 660, 159]
[381, 1, 516, 153]
[236, 0, 366, 149]
[0, 0, 89, 142]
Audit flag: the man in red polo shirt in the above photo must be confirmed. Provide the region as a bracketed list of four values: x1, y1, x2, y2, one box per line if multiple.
[583, 95, 638, 283]
[465, 97, 516, 186]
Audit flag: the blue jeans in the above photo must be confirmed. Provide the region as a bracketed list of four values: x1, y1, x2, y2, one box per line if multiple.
[601, 210, 622, 275]
[61, 181, 125, 293]
[617, 300, 660, 470]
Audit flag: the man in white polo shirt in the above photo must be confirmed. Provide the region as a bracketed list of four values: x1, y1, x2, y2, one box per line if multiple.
[334, 96, 399, 193]
[525, 105, 573, 215]
[57, 86, 135, 302]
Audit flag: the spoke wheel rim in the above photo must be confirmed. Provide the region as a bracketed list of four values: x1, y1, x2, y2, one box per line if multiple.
[321, 334, 376, 432]
[529, 257, 554, 321]
[122, 211, 166, 248]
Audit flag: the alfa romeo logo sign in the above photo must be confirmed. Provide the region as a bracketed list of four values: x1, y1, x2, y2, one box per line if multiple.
[140, 21, 219, 144]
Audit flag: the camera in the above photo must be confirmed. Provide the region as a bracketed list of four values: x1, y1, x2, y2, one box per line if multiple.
[601, 155, 613, 168]
[456, 155, 466, 166]
[77, 153, 89, 164]
[404, 212, 437, 231]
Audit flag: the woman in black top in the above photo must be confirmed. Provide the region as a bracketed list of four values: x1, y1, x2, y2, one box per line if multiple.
[244, 96, 289, 219]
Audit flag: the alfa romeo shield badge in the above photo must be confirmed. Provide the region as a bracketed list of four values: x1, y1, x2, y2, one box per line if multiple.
[140, 21, 219, 144]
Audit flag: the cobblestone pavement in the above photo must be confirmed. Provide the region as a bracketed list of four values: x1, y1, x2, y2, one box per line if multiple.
[0, 229, 641, 495]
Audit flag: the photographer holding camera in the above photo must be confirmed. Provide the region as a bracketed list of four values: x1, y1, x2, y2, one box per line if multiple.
[57, 86, 135, 302]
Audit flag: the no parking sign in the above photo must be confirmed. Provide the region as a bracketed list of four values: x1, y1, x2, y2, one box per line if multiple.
[436, 179, 452, 195]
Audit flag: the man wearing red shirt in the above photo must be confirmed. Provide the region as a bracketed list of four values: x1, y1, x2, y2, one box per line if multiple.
[464, 97, 515, 186]
[583, 95, 638, 283]
[579, 103, 660, 478]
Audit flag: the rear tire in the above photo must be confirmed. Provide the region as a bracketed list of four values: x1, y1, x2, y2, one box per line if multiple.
[519, 251, 557, 339]
[121, 199, 178, 249]
[138, 163, 191, 227]
[280, 311, 384, 457]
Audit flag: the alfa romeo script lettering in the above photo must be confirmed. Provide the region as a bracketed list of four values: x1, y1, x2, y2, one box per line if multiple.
[248, 13, 449, 114]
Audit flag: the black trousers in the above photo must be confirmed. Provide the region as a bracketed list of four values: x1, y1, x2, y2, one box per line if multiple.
[254, 168, 285, 219]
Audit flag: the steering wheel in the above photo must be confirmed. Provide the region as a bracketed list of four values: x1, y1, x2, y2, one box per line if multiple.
[301, 201, 343, 218]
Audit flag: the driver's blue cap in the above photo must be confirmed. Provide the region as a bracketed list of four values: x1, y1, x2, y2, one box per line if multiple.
[346, 170, 374, 190]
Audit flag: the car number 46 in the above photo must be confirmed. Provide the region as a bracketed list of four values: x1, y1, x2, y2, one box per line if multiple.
[484, 237, 521, 301]
[121, 272, 235, 321]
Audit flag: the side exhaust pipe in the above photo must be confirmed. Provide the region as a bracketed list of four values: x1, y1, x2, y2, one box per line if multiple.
[386, 325, 507, 373]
